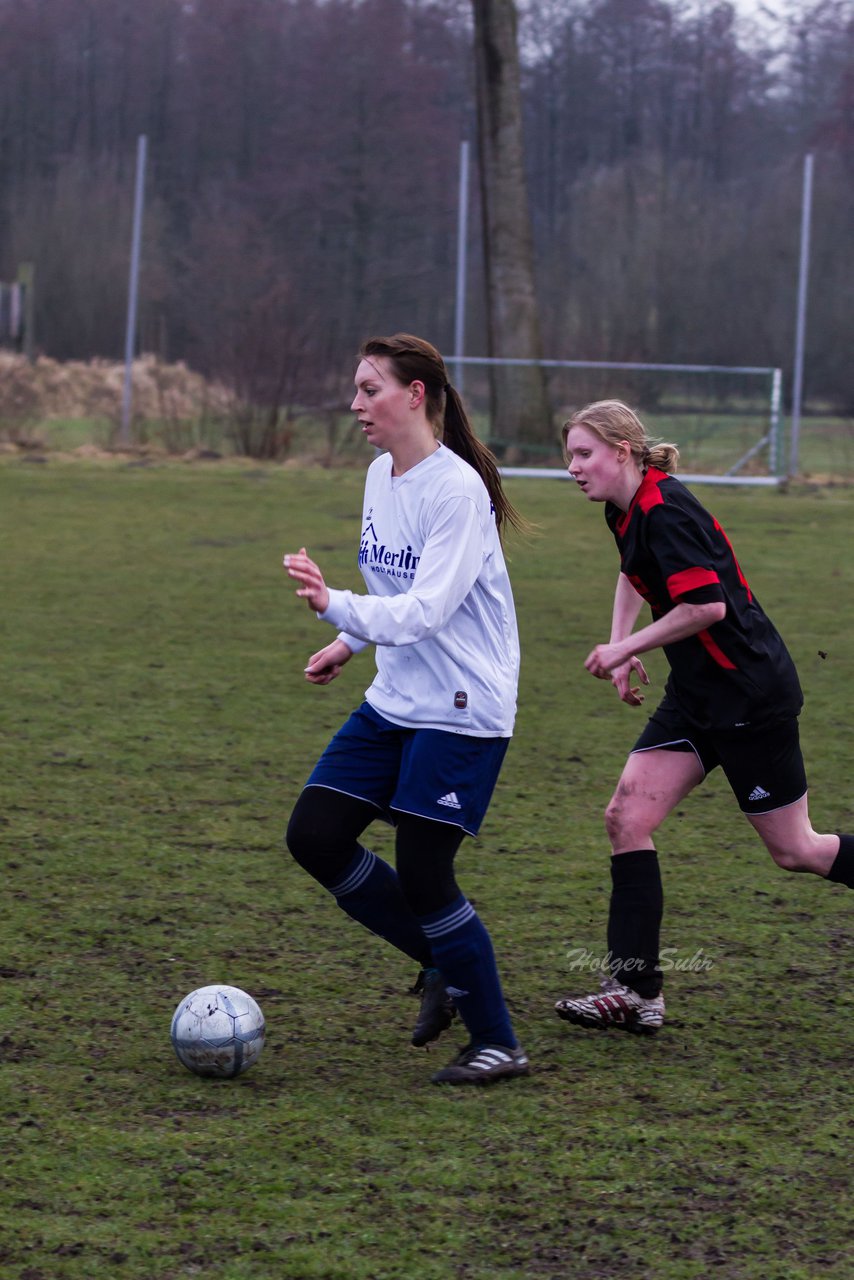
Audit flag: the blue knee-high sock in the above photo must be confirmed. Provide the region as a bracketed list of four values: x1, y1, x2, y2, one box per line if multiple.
[328, 847, 431, 966]
[417, 894, 516, 1049]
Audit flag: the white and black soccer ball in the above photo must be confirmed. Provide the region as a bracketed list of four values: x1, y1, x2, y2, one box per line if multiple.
[170, 985, 265, 1079]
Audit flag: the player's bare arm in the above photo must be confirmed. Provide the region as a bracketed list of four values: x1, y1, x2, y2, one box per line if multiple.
[585, 600, 726, 679]
[610, 572, 645, 641]
[607, 574, 650, 705]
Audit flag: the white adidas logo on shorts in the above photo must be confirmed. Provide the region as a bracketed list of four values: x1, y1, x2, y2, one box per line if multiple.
[748, 785, 771, 802]
[437, 791, 462, 810]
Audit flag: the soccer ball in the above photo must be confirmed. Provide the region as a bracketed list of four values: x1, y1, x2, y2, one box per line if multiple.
[170, 985, 265, 1079]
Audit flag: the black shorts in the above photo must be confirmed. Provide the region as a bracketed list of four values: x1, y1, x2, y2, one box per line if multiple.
[631, 695, 808, 815]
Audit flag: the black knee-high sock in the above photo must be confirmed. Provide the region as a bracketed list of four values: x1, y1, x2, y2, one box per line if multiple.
[607, 849, 664, 999]
[827, 834, 854, 887]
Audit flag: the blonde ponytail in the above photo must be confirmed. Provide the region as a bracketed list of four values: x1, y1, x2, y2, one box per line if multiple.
[644, 442, 680, 474]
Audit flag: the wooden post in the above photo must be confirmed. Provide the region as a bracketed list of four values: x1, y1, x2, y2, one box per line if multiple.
[17, 261, 35, 363]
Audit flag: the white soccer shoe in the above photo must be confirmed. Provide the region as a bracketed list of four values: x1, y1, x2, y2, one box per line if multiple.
[555, 975, 665, 1034]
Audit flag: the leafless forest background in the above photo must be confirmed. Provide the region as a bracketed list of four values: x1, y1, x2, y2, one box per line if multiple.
[0, 0, 851, 419]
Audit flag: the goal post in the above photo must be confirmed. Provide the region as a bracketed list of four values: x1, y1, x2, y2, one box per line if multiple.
[446, 356, 784, 486]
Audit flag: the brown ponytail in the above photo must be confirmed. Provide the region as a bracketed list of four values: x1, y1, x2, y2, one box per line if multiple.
[359, 333, 526, 539]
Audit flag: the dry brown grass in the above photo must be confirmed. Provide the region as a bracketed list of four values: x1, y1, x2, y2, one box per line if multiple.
[0, 352, 365, 464]
[0, 352, 234, 429]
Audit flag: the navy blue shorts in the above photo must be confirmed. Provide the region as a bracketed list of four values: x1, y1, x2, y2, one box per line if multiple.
[303, 702, 510, 837]
[632, 695, 807, 815]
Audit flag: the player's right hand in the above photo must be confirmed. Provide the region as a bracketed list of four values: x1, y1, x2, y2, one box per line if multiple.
[283, 546, 330, 614]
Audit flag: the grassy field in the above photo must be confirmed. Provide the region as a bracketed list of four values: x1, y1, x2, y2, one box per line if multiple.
[1, 457, 851, 1280]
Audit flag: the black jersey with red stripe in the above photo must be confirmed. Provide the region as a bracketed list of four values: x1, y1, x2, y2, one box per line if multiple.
[604, 467, 802, 729]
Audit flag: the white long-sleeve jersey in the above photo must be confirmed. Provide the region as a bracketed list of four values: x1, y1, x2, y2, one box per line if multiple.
[319, 444, 519, 737]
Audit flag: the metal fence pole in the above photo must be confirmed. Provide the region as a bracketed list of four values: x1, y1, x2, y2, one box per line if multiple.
[769, 366, 782, 477]
[789, 153, 813, 479]
[120, 135, 148, 446]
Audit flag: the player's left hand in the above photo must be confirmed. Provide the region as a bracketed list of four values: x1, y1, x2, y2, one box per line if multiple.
[610, 656, 649, 706]
[303, 638, 353, 685]
[283, 547, 330, 614]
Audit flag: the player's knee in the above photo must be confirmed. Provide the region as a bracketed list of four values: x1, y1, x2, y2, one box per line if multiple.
[603, 793, 620, 839]
[284, 806, 314, 866]
[285, 787, 356, 865]
[284, 820, 337, 880]
[284, 790, 331, 867]
[284, 806, 356, 888]
[605, 792, 642, 846]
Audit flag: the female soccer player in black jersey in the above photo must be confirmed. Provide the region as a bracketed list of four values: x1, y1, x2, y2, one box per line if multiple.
[554, 400, 853, 1034]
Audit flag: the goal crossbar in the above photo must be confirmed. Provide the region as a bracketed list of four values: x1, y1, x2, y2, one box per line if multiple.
[448, 355, 778, 377]
[498, 468, 782, 487]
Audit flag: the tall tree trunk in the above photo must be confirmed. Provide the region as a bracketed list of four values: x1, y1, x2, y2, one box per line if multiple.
[471, 0, 551, 450]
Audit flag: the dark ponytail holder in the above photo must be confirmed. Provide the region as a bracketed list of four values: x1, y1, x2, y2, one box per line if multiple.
[443, 382, 452, 394]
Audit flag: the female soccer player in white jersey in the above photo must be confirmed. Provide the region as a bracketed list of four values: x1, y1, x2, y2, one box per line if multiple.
[554, 399, 853, 1035]
[283, 334, 529, 1087]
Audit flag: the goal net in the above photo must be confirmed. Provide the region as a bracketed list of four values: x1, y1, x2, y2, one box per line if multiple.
[445, 357, 783, 486]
